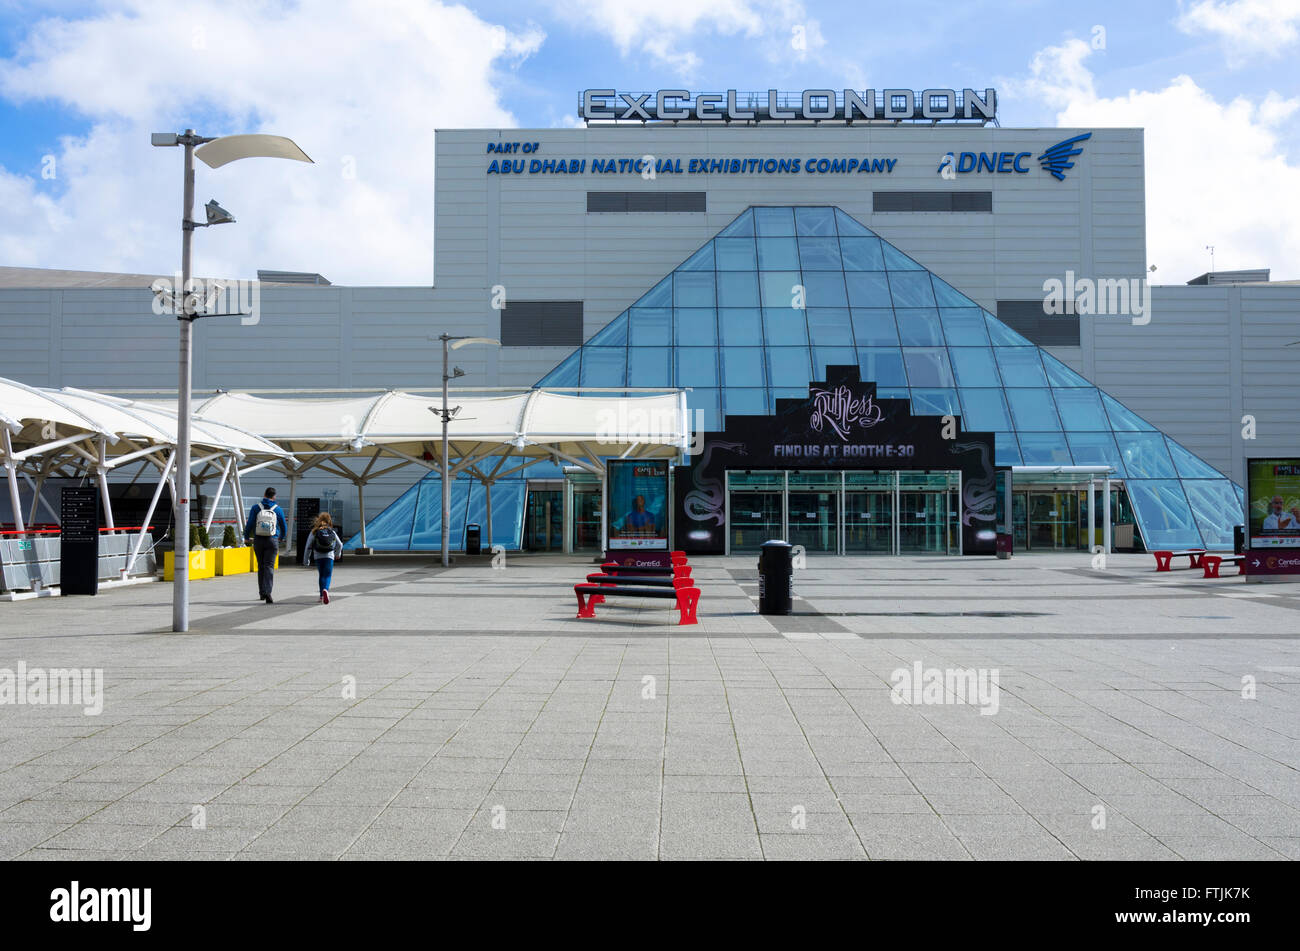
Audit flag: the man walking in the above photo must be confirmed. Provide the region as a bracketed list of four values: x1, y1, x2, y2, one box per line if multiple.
[244, 486, 288, 603]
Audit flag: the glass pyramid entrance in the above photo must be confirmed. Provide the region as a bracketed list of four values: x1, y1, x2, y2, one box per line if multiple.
[537, 205, 1243, 551]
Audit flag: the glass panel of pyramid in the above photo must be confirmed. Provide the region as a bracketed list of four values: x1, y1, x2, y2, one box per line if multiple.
[345, 459, 551, 552]
[535, 206, 1244, 550]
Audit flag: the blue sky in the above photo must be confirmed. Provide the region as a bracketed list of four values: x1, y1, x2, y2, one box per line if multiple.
[0, 0, 1297, 282]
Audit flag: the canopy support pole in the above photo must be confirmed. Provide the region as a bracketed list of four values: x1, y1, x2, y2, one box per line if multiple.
[224, 462, 242, 544]
[97, 438, 116, 534]
[599, 470, 607, 559]
[357, 481, 367, 549]
[562, 478, 572, 554]
[1003, 471, 1013, 536]
[125, 450, 175, 576]
[472, 454, 508, 553]
[1088, 479, 1096, 551]
[27, 456, 55, 525]
[167, 458, 179, 517]
[1103, 477, 1113, 554]
[204, 456, 233, 534]
[286, 473, 299, 552]
[231, 465, 246, 540]
[22, 470, 61, 525]
[3, 429, 26, 538]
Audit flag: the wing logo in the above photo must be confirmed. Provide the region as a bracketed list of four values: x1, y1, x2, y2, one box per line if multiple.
[1037, 132, 1092, 181]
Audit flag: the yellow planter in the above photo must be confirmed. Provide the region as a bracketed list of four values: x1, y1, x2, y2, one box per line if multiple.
[166, 548, 277, 580]
[216, 546, 253, 576]
[164, 548, 215, 581]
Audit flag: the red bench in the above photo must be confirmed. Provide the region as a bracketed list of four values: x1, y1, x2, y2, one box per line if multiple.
[574, 576, 700, 625]
[587, 570, 689, 588]
[584, 569, 689, 606]
[1153, 549, 1207, 571]
[1201, 554, 1244, 578]
[599, 561, 691, 579]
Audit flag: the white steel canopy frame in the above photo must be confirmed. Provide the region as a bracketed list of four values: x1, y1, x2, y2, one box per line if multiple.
[4, 377, 688, 559]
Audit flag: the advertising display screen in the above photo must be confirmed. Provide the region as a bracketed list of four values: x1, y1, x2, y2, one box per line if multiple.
[1247, 458, 1300, 549]
[607, 459, 669, 551]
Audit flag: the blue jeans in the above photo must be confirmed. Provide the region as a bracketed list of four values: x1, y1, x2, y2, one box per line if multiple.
[316, 557, 334, 592]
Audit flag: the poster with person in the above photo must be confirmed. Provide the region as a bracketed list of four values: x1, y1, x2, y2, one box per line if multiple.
[1248, 458, 1300, 548]
[607, 459, 668, 551]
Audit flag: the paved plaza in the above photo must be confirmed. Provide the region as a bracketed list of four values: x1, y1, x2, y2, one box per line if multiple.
[0, 551, 1297, 861]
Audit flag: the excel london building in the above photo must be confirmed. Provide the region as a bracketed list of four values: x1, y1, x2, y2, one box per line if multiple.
[2, 87, 1296, 556]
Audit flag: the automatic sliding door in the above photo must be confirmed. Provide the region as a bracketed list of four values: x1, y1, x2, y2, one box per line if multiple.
[728, 471, 783, 553]
[845, 472, 894, 554]
[899, 472, 958, 554]
[1028, 491, 1078, 550]
[788, 471, 839, 554]
[572, 487, 601, 552]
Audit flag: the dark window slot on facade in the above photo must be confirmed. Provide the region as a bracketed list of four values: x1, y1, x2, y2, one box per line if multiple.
[873, 191, 992, 213]
[996, 300, 1081, 347]
[587, 191, 706, 213]
[500, 300, 584, 347]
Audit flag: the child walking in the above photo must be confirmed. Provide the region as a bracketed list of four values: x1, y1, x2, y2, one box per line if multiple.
[308, 512, 344, 603]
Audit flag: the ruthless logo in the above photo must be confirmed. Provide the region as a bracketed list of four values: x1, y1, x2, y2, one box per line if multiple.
[809, 385, 884, 440]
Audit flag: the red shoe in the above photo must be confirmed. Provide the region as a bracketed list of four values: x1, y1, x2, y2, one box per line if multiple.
[322, 590, 330, 604]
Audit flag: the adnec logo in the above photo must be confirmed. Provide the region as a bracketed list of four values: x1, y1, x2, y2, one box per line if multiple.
[937, 132, 1092, 181]
[1037, 133, 1092, 180]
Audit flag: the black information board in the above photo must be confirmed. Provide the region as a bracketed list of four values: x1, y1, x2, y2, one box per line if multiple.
[295, 497, 320, 565]
[60, 486, 99, 595]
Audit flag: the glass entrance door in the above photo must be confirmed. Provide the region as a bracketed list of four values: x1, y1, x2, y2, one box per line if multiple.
[1012, 492, 1028, 551]
[728, 471, 783, 553]
[1027, 491, 1078, 550]
[845, 473, 894, 554]
[524, 489, 561, 551]
[572, 487, 602, 552]
[898, 472, 958, 554]
[788, 471, 839, 554]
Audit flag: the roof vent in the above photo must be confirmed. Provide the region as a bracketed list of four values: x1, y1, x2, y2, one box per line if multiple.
[256, 270, 331, 285]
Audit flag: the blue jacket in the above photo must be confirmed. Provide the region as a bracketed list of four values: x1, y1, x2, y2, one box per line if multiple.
[245, 498, 288, 541]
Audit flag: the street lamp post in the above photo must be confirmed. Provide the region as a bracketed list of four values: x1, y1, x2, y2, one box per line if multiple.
[151, 129, 311, 632]
[432, 335, 500, 568]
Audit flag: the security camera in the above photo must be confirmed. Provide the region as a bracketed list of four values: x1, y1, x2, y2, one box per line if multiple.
[453, 366, 466, 378]
[150, 278, 179, 313]
[205, 200, 235, 225]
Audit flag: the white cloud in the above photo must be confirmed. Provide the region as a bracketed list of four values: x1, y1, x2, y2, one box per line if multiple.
[0, 0, 544, 284]
[552, 0, 824, 76]
[1177, 0, 1300, 64]
[1013, 38, 1300, 281]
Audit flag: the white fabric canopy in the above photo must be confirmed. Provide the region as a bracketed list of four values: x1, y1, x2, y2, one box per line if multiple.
[4, 376, 687, 468]
[0, 376, 287, 457]
[187, 389, 689, 457]
[2, 376, 688, 553]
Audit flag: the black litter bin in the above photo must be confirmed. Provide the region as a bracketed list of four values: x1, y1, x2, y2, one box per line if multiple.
[757, 540, 793, 615]
[465, 523, 482, 556]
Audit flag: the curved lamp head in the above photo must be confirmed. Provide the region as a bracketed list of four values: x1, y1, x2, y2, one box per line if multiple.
[450, 336, 501, 350]
[195, 134, 313, 169]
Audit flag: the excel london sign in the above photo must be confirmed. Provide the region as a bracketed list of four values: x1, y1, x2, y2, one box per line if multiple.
[580, 88, 998, 123]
